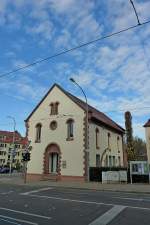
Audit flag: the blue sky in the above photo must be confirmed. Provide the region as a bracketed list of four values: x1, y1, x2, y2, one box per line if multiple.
[0, 0, 150, 139]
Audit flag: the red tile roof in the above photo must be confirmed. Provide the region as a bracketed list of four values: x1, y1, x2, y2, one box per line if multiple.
[25, 83, 125, 134]
[144, 119, 150, 127]
[0, 130, 28, 145]
[66, 91, 125, 133]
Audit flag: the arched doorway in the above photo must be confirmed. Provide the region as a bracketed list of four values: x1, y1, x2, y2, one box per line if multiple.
[43, 143, 61, 175]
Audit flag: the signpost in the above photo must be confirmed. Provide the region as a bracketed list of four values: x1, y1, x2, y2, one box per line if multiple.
[22, 141, 32, 184]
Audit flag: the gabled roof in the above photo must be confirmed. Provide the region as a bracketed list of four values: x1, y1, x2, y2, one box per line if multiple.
[144, 119, 150, 127]
[25, 83, 125, 133]
[66, 91, 125, 133]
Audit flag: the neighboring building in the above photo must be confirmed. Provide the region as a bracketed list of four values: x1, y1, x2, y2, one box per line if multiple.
[0, 130, 27, 168]
[144, 119, 150, 164]
[25, 84, 125, 181]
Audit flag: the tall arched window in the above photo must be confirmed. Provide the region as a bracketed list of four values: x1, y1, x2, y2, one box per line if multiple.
[117, 136, 120, 153]
[66, 119, 74, 140]
[35, 123, 42, 142]
[95, 128, 100, 149]
[108, 132, 111, 148]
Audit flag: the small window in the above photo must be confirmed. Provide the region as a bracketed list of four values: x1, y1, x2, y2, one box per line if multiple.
[66, 119, 74, 140]
[35, 123, 42, 142]
[50, 102, 59, 115]
[55, 102, 59, 115]
[95, 128, 100, 149]
[96, 154, 100, 167]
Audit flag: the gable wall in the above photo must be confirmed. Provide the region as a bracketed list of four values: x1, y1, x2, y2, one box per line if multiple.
[145, 127, 150, 164]
[27, 86, 85, 176]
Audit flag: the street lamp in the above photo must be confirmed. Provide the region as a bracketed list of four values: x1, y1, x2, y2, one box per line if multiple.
[7, 116, 16, 175]
[70, 78, 89, 181]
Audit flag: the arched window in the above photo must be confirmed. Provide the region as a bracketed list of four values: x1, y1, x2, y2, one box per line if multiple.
[50, 102, 59, 115]
[117, 136, 120, 153]
[35, 123, 42, 142]
[66, 119, 74, 140]
[55, 102, 59, 115]
[108, 132, 111, 148]
[95, 128, 100, 149]
[118, 156, 121, 166]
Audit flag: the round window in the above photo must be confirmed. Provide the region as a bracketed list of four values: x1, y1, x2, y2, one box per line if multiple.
[50, 121, 57, 130]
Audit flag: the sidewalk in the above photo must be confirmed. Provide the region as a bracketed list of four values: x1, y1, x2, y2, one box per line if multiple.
[0, 176, 150, 194]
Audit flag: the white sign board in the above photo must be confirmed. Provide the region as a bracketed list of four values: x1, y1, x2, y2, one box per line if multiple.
[119, 171, 127, 182]
[102, 171, 127, 183]
[102, 172, 107, 184]
[107, 171, 119, 182]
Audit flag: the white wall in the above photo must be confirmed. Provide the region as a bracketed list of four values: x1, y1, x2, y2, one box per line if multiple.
[145, 127, 150, 164]
[27, 86, 85, 176]
[89, 123, 124, 167]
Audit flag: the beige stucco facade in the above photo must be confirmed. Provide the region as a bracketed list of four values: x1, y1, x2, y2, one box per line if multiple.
[26, 84, 125, 181]
[89, 123, 124, 167]
[27, 86, 85, 179]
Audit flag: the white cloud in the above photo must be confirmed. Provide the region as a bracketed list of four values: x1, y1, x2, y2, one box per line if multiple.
[71, 70, 96, 87]
[26, 20, 54, 40]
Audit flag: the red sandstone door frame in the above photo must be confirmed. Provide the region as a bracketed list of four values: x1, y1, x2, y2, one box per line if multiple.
[44, 143, 61, 175]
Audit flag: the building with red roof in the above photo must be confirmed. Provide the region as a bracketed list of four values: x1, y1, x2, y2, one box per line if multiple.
[0, 130, 28, 167]
[25, 84, 125, 181]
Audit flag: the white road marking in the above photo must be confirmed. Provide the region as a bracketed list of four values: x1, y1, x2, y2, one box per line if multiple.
[0, 207, 51, 220]
[89, 205, 126, 225]
[0, 217, 21, 225]
[0, 191, 14, 195]
[28, 194, 114, 206]
[27, 194, 150, 211]
[0, 215, 38, 225]
[21, 187, 53, 195]
[114, 197, 150, 202]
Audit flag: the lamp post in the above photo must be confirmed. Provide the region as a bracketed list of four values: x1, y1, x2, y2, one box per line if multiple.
[70, 78, 89, 181]
[7, 116, 16, 175]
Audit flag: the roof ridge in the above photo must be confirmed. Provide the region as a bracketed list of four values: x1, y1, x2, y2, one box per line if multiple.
[65, 90, 125, 132]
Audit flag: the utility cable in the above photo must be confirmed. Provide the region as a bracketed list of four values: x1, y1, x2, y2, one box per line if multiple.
[129, 0, 141, 25]
[0, 20, 150, 79]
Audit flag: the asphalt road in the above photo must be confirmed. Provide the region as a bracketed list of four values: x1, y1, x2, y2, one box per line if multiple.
[0, 183, 150, 225]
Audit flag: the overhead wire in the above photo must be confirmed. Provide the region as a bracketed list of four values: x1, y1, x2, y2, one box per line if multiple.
[0, 1, 150, 130]
[129, 0, 150, 81]
[129, 0, 141, 25]
[0, 19, 150, 79]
